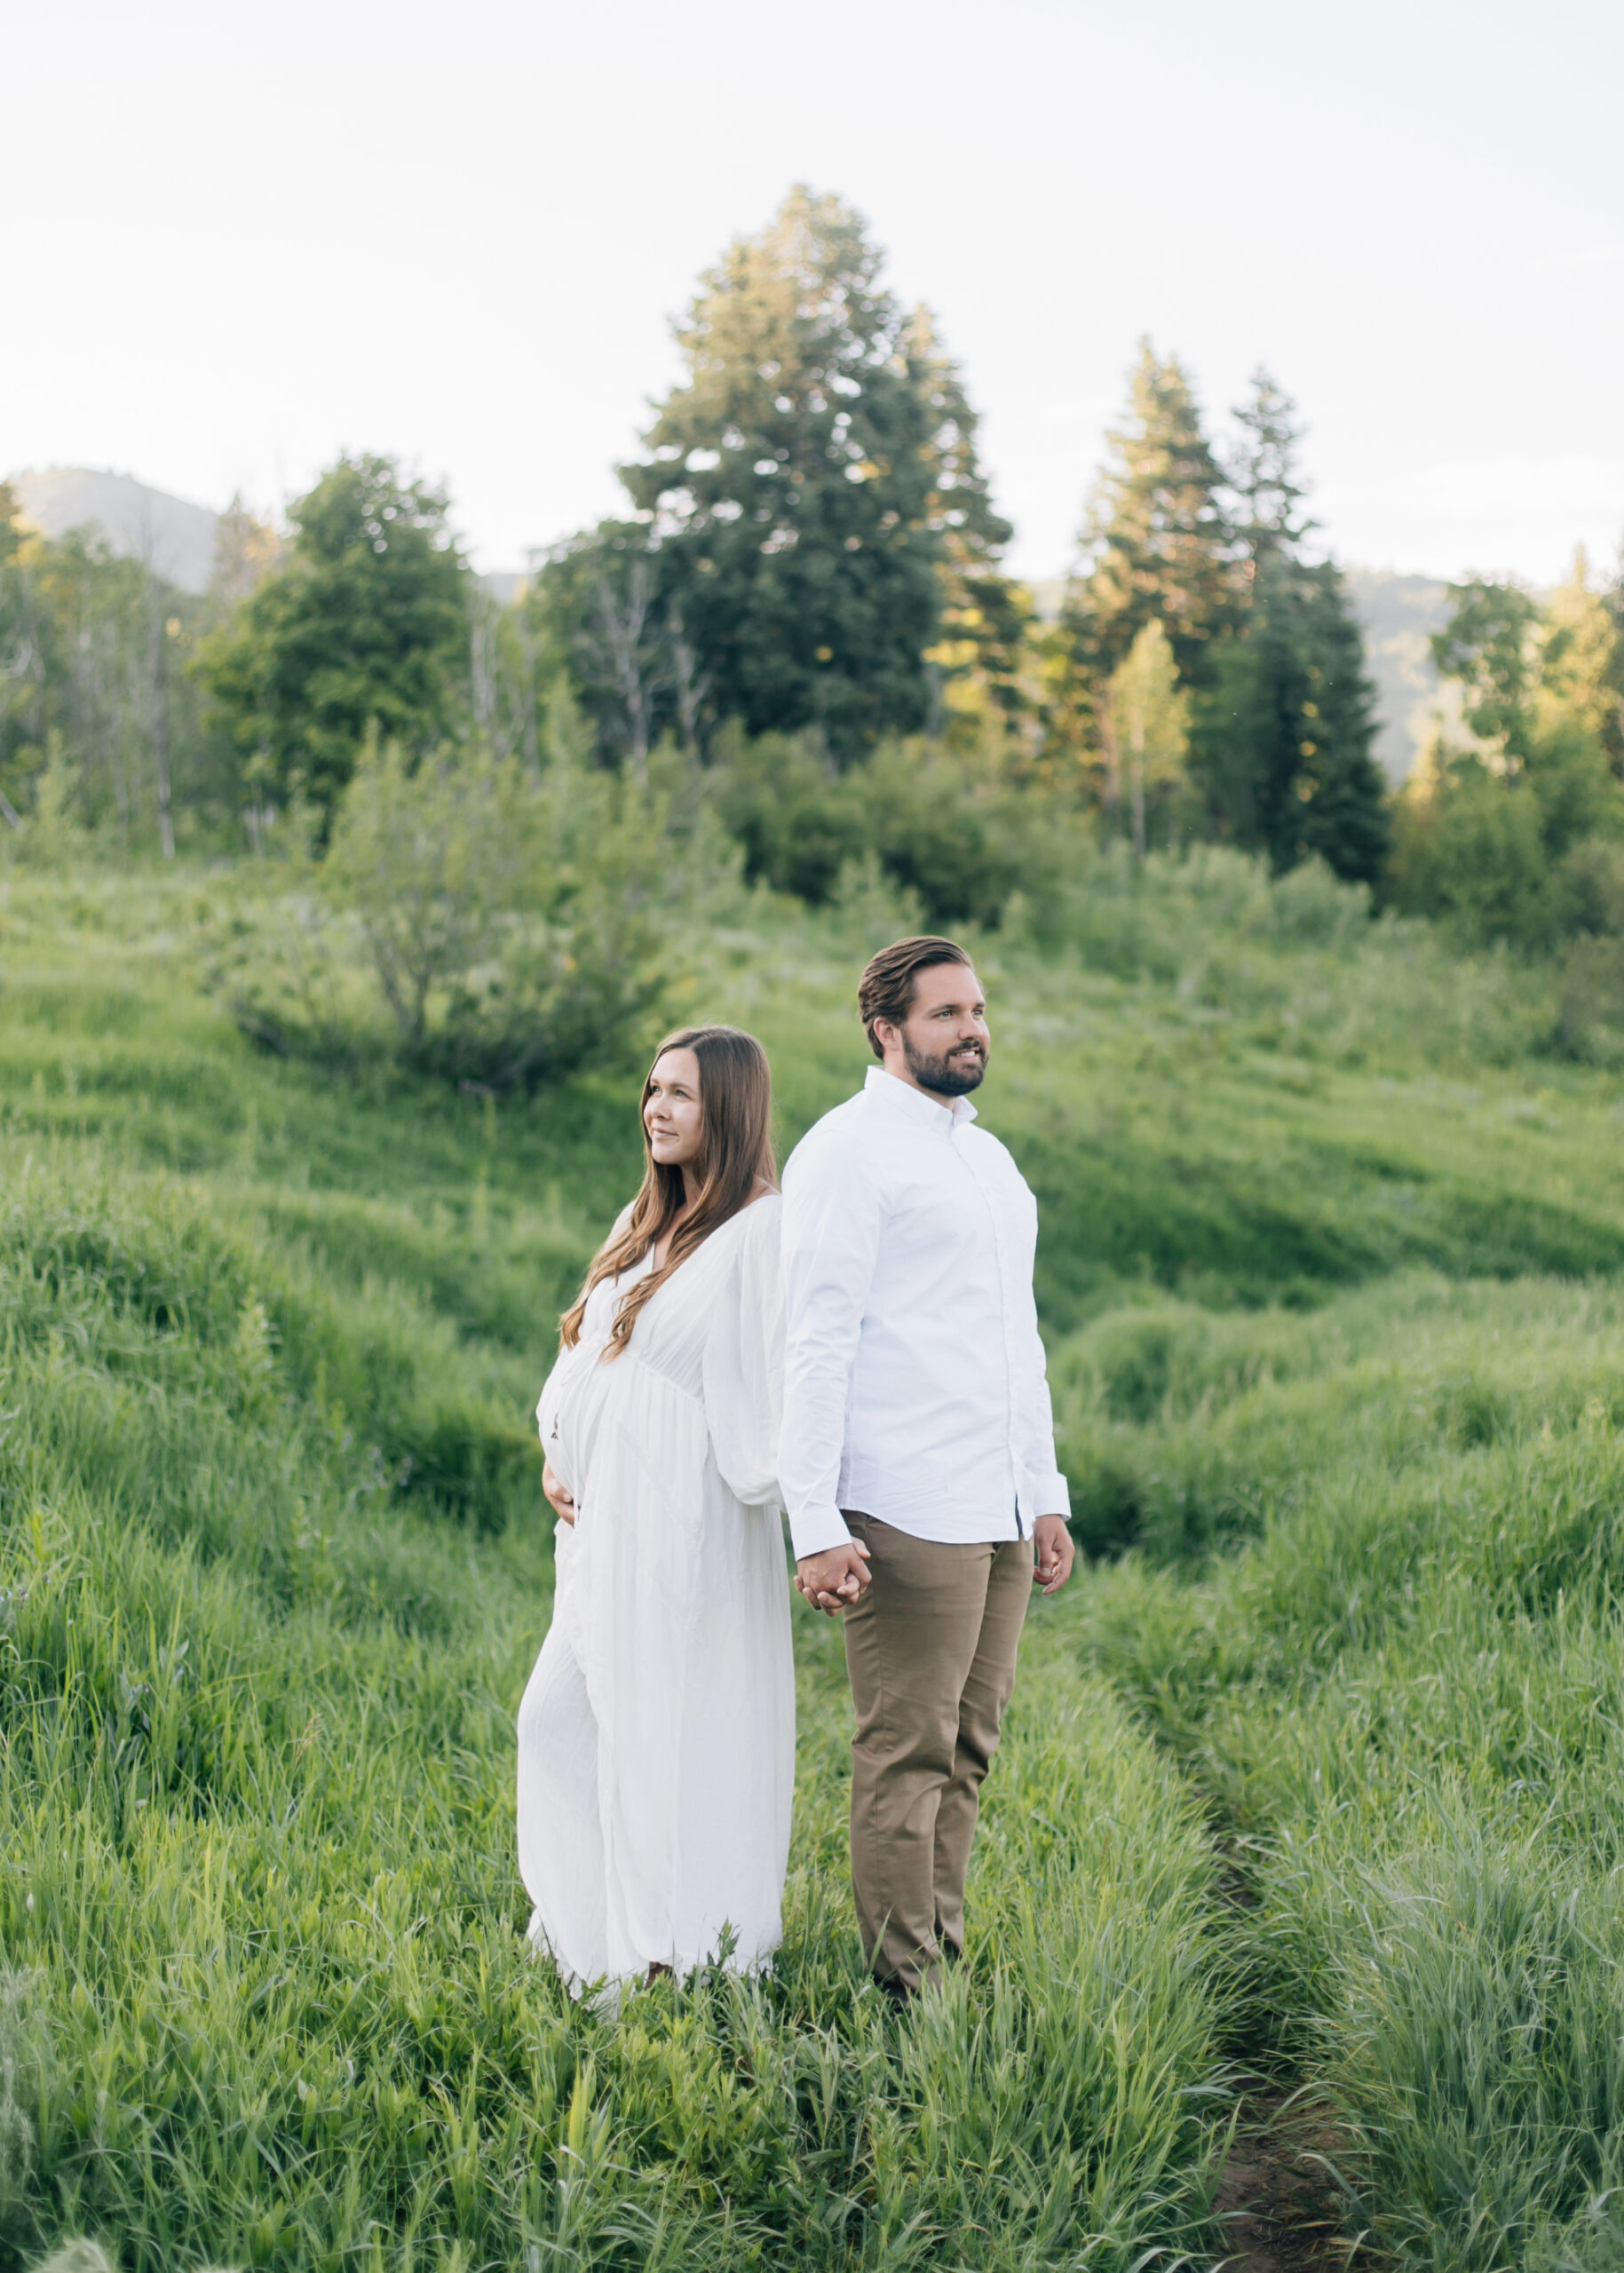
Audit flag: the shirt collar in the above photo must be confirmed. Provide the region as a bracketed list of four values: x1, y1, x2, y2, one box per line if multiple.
[863, 1065, 978, 1132]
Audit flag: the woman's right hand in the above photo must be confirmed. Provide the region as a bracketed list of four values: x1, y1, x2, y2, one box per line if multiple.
[543, 1458, 576, 1525]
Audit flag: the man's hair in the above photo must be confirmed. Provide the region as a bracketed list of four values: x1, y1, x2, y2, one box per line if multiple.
[858, 936, 973, 1059]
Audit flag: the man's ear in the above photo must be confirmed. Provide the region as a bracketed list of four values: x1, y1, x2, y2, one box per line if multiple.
[871, 1018, 898, 1057]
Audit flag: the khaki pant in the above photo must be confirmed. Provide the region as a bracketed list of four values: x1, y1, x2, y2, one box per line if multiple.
[842, 1514, 1033, 1993]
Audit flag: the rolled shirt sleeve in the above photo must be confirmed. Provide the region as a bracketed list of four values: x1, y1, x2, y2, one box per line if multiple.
[778, 1143, 884, 1560]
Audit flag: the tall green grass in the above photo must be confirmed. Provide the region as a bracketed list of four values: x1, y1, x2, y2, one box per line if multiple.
[4, 859, 1624, 2269]
[0, 872, 1239, 2269]
[1072, 1279, 1624, 2268]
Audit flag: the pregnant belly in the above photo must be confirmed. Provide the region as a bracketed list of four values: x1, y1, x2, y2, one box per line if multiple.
[559, 1356, 709, 1531]
[551, 1355, 625, 1510]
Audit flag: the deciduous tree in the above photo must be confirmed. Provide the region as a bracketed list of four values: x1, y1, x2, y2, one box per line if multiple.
[192, 455, 471, 818]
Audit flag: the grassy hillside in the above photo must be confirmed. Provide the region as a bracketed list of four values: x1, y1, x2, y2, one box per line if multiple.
[1, 862, 1621, 2270]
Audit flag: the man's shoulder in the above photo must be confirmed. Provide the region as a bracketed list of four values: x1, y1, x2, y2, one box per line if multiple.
[782, 1089, 872, 1188]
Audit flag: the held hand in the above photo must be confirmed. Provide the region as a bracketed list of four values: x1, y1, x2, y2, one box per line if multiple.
[542, 1458, 576, 1526]
[795, 1540, 872, 1616]
[1033, 1515, 1074, 1596]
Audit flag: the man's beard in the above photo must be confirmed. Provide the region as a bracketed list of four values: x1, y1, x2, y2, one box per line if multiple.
[904, 1034, 987, 1097]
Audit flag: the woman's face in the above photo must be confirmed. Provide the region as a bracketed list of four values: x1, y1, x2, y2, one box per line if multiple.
[645, 1048, 705, 1170]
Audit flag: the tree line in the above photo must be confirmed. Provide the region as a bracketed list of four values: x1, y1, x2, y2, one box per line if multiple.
[3, 185, 1621, 965]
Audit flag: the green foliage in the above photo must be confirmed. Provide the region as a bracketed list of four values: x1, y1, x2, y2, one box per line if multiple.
[1391, 762, 1556, 944]
[1430, 576, 1544, 759]
[0, 510, 210, 859]
[1057, 359, 1390, 888]
[1192, 558, 1390, 884]
[1106, 619, 1191, 860]
[206, 725, 702, 1091]
[705, 732, 1073, 928]
[1392, 558, 1624, 951]
[525, 522, 677, 771]
[191, 455, 471, 818]
[1064, 342, 1239, 694]
[615, 187, 1004, 762]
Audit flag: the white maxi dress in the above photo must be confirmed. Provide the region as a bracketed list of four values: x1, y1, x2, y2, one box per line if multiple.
[516, 1196, 794, 1986]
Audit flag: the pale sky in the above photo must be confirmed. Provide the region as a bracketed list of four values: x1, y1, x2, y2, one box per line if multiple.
[9, 0, 1622, 586]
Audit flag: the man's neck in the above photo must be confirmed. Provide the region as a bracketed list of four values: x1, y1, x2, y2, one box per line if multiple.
[878, 1060, 954, 1112]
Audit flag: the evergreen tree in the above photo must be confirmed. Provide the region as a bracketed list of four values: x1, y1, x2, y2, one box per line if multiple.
[1190, 376, 1390, 885]
[618, 187, 986, 760]
[1228, 367, 1313, 575]
[1064, 343, 1239, 693]
[192, 454, 471, 818]
[905, 305, 1023, 733]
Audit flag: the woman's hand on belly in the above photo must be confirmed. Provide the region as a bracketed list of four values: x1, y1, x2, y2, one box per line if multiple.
[543, 1458, 576, 1525]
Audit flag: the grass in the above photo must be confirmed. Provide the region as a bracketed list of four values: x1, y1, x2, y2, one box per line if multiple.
[2, 856, 1623, 2269]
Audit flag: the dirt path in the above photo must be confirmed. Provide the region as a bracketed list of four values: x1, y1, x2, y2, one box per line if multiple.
[1212, 2093, 1361, 2273]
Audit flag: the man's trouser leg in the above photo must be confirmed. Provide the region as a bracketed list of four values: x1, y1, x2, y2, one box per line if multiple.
[842, 1516, 1032, 1994]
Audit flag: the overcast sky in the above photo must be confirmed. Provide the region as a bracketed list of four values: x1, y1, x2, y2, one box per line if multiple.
[9, 0, 1621, 585]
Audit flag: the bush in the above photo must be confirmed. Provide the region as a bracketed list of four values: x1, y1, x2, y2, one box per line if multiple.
[1556, 835, 1624, 939]
[206, 733, 725, 1089]
[1556, 933, 1624, 1064]
[1390, 767, 1555, 947]
[708, 731, 1079, 929]
[706, 727, 866, 904]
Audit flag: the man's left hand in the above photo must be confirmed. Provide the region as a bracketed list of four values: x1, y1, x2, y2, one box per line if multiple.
[1033, 1516, 1074, 1596]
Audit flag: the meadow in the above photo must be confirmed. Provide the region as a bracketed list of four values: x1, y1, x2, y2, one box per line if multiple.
[2, 856, 1622, 2272]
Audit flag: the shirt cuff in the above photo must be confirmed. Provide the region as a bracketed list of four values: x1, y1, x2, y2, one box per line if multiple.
[1021, 1469, 1071, 1520]
[788, 1501, 856, 1560]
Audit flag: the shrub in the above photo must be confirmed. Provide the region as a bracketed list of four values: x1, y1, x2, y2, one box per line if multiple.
[1556, 933, 1624, 1064]
[206, 734, 721, 1089]
[1390, 767, 1555, 948]
[709, 730, 1081, 929]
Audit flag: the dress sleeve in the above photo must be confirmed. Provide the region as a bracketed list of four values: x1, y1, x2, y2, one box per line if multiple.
[701, 1199, 785, 1509]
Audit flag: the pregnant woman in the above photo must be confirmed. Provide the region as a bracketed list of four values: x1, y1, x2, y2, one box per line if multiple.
[517, 1025, 793, 1990]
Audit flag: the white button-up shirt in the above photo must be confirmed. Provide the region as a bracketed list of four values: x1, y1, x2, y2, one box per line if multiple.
[779, 1065, 1070, 1559]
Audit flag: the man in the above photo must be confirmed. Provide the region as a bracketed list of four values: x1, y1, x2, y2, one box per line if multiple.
[779, 935, 1074, 2001]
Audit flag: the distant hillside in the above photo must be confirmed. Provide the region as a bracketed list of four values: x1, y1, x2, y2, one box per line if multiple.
[8, 467, 531, 612]
[11, 468, 220, 596]
[1343, 568, 1451, 784]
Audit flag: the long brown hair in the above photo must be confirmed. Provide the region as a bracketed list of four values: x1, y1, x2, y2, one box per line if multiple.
[559, 1026, 776, 1360]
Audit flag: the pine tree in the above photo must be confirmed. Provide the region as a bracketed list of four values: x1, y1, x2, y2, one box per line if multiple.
[1189, 376, 1390, 885]
[618, 187, 984, 760]
[1064, 343, 1239, 693]
[905, 306, 1024, 734]
[1228, 367, 1313, 575]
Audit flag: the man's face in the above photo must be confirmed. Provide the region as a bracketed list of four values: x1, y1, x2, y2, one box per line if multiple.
[883, 962, 989, 1097]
